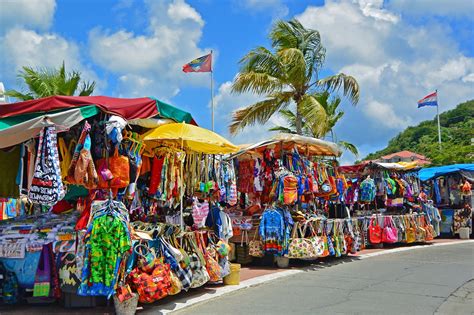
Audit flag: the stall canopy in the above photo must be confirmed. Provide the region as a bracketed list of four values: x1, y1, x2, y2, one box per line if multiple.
[229, 133, 342, 159]
[0, 95, 196, 148]
[418, 164, 474, 181]
[143, 122, 239, 154]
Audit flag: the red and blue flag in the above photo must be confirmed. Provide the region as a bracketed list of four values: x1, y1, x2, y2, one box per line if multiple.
[417, 91, 438, 108]
[182, 53, 212, 73]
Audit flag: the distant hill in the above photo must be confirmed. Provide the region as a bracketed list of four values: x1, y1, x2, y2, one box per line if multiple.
[364, 100, 474, 165]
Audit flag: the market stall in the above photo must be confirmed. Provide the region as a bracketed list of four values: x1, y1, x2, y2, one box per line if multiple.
[337, 161, 439, 247]
[419, 164, 474, 238]
[0, 95, 240, 311]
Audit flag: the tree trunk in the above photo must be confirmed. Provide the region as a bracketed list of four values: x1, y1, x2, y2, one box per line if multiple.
[295, 101, 303, 135]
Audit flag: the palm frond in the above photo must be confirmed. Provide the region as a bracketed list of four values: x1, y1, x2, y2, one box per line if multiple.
[240, 46, 285, 80]
[277, 47, 307, 88]
[268, 126, 296, 134]
[298, 94, 328, 138]
[232, 72, 284, 95]
[79, 81, 96, 96]
[4, 89, 34, 101]
[229, 96, 290, 135]
[317, 73, 360, 105]
[338, 140, 359, 158]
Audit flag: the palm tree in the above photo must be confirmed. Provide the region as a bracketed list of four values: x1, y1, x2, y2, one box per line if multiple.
[230, 19, 359, 135]
[5, 62, 95, 101]
[269, 91, 359, 157]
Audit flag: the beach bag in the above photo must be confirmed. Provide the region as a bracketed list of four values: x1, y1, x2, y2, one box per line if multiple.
[423, 216, 434, 241]
[249, 229, 265, 258]
[135, 244, 157, 273]
[306, 222, 324, 257]
[287, 223, 316, 259]
[192, 199, 209, 228]
[198, 234, 221, 282]
[369, 218, 382, 244]
[29, 126, 65, 206]
[129, 257, 171, 304]
[168, 271, 182, 295]
[415, 217, 426, 242]
[382, 217, 398, 244]
[405, 217, 416, 243]
[186, 236, 210, 288]
[97, 148, 130, 189]
[33, 246, 51, 297]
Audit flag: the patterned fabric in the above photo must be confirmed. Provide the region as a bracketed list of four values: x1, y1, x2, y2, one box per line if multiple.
[29, 126, 65, 206]
[259, 209, 285, 254]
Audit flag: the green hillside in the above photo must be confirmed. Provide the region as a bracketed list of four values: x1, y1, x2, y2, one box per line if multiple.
[364, 100, 474, 165]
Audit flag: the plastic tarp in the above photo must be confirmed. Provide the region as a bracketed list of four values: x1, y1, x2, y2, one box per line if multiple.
[0, 95, 196, 123]
[143, 122, 239, 154]
[0, 106, 99, 148]
[229, 133, 342, 159]
[418, 164, 474, 181]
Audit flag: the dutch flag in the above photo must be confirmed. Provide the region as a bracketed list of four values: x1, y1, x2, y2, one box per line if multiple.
[417, 91, 438, 108]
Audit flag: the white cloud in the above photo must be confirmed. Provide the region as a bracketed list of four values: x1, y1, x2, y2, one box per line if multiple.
[89, 0, 211, 99]
[1, 28, 101, 94]
[294, 0, 474, 163]
[387, 0, 474, 19]
[0, 0, 56, 32]
[213, 81, 285, 145]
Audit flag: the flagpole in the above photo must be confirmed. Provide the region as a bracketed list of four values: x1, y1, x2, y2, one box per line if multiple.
[436, 89, 441, 151]
[210, 50, 214, 131]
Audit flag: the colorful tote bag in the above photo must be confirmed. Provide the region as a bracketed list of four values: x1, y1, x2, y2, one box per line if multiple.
[287, 223, 317, 259]
[29, 126, 65, 206]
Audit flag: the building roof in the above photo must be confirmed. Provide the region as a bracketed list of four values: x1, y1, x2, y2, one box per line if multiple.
[381, 150, 427, 160]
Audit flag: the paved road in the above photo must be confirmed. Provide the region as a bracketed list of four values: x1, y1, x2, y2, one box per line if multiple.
[176, 243, 474, 315]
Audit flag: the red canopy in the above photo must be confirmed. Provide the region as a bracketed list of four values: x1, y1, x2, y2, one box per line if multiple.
[1, 95, 161, 120]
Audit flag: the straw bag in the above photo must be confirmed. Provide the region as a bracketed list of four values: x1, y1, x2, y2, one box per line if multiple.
[405, 217, 416, 243]
[249, 229, 264, 258]
[415, 216, 426, 242]
[423, 216, 434, 241]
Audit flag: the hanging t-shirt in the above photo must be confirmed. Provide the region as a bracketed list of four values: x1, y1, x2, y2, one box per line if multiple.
[0, 146, 21, 198]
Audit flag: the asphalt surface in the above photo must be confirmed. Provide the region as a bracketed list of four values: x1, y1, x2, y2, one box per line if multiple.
[175, 242, 474, 315]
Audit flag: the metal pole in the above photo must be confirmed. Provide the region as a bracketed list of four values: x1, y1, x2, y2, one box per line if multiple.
[210, 50, 214, 131]
[436, 89, 442, 151]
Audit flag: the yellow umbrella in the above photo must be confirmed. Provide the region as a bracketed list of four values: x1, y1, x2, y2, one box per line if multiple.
[142, 122, 238, 229]
[142, 122, 238, 154]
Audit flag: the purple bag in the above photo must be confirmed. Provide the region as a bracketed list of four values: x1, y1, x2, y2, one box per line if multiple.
[33, 245, 52, 297]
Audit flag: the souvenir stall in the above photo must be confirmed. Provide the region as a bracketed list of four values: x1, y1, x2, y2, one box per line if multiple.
[0, 95, 240, 312]
[224, 133, 368, 266]
[419, 164, 474, 238]
[338, 161, 439, 247]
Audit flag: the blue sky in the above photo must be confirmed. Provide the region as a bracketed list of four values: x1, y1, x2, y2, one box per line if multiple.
[1, 0, 473, 164]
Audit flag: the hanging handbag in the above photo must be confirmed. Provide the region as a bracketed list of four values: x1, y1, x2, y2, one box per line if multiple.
[382, 217, 398, 244]
[97, 148, 130, 189]
[29, 126, 65, 206]
[405, 216, 416, 244]
[248, 229, 265, 258]
[168, 270, 182, 295]
[129, 257, 171, 303]
[287, 223, 317, 259]
[186, 236, 210, 288]
[423, 216, 434, 241]
[134, 244, 157, 273]
[33, 245, 51, 297]
[415, 216, 426, 242]
[306, 221, 324, 257]
[197, 233, 221, 282]
[369, 217, 382, 244]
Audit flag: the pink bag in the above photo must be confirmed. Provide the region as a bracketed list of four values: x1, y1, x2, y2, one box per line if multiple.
[382, 217, 398, 244]
[192, 199, 209, 228]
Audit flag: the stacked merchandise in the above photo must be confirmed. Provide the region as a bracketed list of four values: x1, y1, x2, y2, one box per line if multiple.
[0, 96, 239, 310]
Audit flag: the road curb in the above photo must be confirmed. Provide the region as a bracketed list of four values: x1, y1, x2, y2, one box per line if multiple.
[157, 240, 474, 314]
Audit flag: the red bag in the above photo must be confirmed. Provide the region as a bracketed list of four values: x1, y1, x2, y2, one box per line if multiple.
[369, 218, 382, 244]
[129, 258, 171, 304]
